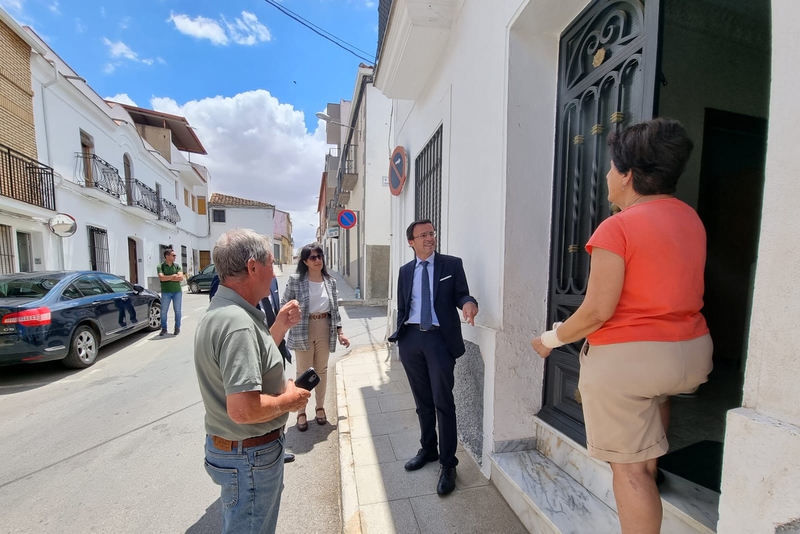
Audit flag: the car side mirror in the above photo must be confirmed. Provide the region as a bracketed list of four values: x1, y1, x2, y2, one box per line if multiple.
[133, 284, 144, 294]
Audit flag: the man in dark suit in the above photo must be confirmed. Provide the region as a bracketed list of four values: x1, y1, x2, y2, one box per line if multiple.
[388, 220, 479, 495]
[210, 273, 300, 463]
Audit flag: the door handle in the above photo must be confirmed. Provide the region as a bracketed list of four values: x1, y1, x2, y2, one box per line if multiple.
[91, 301, 103, 305]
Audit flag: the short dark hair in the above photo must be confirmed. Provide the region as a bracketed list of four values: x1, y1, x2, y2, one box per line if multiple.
[607, 118, 694, 195]
[406, 219, 434, 241]
[296, 242, 330, 279]
[163, 248, 174, 259]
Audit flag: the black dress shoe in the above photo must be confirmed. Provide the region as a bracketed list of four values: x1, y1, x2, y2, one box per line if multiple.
[283, 452, 295, 463]
[437, 466, 457, 495]
[404, 448, 439, 471]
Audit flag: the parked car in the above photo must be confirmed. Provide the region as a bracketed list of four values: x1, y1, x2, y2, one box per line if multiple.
[188, 264, 216, 293]
[0, 271, 161, 369]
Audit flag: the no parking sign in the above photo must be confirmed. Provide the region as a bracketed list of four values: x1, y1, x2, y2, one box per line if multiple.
[338, 209, 357, 229]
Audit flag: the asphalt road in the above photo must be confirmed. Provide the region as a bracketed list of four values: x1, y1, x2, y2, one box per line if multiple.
[0, 274, 387, 534]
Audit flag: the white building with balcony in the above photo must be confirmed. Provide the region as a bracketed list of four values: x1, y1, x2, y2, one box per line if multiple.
[320, 65, 392, 304]
[26, 29, 211, 290]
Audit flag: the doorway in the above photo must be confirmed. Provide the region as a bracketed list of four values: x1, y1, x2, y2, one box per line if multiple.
[539, 0, 772, 494]
[16, 232, 32, 272]
[128, 238, 139, 284]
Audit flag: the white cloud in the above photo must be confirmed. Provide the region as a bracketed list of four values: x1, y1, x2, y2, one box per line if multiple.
[151, 90, 327, 249]
[105, 93, 138, 107]
[119, 16, 131, 29]
[103, 37, 138, 60]
[223, 11, 271, 45]
[48, 1, 59, 14]
[75, 18, 86, 32]
[0, 0, 25, 12]
[156, 57, 167, 65]
[168, 11, 270, 46]
[100, 6, 105, 17]
[102, 38, 155, 71]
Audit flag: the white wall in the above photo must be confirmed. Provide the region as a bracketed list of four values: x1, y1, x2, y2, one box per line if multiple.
[209, 206, 274, 254]
[717, 1, 800, 530]
[364, 84, 392, 247]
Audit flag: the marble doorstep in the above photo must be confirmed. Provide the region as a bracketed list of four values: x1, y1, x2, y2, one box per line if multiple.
[491, 450, 620, 534]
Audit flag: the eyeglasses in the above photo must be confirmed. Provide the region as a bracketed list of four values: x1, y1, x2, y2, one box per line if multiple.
[413, 231, 436, 240]
[308, 254, 323, 261]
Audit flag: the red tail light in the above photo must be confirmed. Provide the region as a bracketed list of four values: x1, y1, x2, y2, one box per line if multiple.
[2, 307, 52, 327]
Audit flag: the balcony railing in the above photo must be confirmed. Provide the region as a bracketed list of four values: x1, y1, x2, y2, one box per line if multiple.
[159, 198, 180, 224]
[74, 153, 126, 198]
[0, 143, 56, 211]
[128, 179, 160, 215]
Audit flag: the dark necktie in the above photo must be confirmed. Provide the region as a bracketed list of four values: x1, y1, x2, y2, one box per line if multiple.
[263, 296, 276, 327]
[420, 260, 433, 330]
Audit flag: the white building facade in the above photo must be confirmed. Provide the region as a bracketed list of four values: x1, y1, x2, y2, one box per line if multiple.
[323, 65, 392, 304]
[23, 29, 210, 291]
[376, 0, 798, 532]
[208, 193, 275, 257]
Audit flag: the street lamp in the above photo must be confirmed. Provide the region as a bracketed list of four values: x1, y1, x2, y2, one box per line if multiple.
[316, 112, 358, 132]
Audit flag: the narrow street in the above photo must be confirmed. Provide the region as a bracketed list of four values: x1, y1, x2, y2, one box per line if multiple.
[0, 275, 387, 534]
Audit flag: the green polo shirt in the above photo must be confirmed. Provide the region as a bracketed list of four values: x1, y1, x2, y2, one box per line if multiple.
[194, 285, 287, 440]
[156, 261, 182, 293]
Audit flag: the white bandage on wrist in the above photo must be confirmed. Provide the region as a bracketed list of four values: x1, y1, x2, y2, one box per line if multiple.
[541, 322, 565, 349]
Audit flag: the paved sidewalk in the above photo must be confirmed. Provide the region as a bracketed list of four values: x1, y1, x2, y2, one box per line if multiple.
[329, 269, 359, 303]
[336, 346, 527, 534]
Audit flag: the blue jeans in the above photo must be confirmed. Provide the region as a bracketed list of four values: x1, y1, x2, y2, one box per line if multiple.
[160, 291, 182, 330]
[204, 434, 285, 534]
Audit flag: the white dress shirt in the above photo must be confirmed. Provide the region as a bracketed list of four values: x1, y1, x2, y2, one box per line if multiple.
[406, 252, 440, 326]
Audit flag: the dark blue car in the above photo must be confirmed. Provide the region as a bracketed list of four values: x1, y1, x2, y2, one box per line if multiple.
[0, 271, 161, 369]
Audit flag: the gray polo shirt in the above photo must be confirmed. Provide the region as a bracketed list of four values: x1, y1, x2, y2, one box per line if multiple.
[194, 285, 288, 440]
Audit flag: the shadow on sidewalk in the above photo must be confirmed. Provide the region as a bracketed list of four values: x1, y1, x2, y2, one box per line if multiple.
[185, 499, 221, 534]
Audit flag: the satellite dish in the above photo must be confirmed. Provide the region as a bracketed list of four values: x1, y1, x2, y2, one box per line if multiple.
[48, 213, 77, 237]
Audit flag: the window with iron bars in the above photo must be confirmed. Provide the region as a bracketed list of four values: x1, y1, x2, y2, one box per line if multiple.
[181, 245, 188, 273]
[0, 225, 15, 274]
[414, 125, 443, 251]
[87, 226, 111, 272]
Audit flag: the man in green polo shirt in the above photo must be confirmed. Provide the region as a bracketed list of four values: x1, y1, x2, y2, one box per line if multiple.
[156, 248, 183, 336]
[194, 229, 309, 534]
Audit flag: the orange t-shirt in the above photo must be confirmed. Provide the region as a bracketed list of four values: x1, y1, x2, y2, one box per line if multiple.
[585, 198, 709, 345]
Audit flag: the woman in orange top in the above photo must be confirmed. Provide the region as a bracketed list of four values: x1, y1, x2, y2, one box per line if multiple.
[532, 118, 713, 534]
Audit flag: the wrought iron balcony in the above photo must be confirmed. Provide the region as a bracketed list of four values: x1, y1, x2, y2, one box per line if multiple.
[159, 198, 181, 224]
[74, 153, 126, 198]
[127, 179, 160, 215]
[0, 143, 56, 211]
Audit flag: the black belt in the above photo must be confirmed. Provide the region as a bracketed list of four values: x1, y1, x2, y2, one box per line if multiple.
[407, 323, 440, 331]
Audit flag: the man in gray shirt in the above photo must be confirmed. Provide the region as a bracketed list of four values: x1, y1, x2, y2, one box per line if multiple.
[195, 229, 309, 534]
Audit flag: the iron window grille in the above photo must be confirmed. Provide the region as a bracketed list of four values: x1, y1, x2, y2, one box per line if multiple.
[87, 226, 111, 273]
[212, 209, 226, 223]
[0, 225, 15, 274]
[181, 246, 188, 273]
[414, 125, 443, 251]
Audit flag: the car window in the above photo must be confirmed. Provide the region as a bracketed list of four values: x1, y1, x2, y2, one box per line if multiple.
[0, 275, 64, 298]
[97, 274, 133, 294]
[74, 276, 112, 296]
[202, 264, 215, 274]
[62, 284, 82, 300]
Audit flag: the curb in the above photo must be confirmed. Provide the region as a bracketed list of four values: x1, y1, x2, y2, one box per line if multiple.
[336, 355, 362, 534]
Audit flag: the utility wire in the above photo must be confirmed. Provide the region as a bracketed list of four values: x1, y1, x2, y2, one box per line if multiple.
[262, 0, 376, 64]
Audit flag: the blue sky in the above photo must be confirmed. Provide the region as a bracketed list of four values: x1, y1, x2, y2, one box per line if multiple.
[2, 0, 381, 249]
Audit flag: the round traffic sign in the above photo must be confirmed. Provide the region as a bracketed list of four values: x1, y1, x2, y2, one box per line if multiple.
[389, 146, 407, 196]
[338, 209, 357, 229]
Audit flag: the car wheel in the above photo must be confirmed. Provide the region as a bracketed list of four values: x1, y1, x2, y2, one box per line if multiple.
[190, 282, 200, 294]
[62, 325, 99, 369]
[147, 302, 161, 332]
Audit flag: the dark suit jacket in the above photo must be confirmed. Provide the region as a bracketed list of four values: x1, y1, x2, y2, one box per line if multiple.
[388, 253, 478, 358]
[209, 274, 292, 364]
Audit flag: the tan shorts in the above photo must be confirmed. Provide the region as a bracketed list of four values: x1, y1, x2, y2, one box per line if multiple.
[578, 335, 713, 464]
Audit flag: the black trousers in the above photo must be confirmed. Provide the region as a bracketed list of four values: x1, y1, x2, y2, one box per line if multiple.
[398, 327, 459, 468]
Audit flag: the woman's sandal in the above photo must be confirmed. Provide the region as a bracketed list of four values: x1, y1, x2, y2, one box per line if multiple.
[297, 413, 308, 432]
[315, 408, 327, 425]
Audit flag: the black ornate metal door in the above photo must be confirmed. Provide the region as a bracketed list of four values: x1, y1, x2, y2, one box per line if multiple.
[539, 0, 663, 444]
